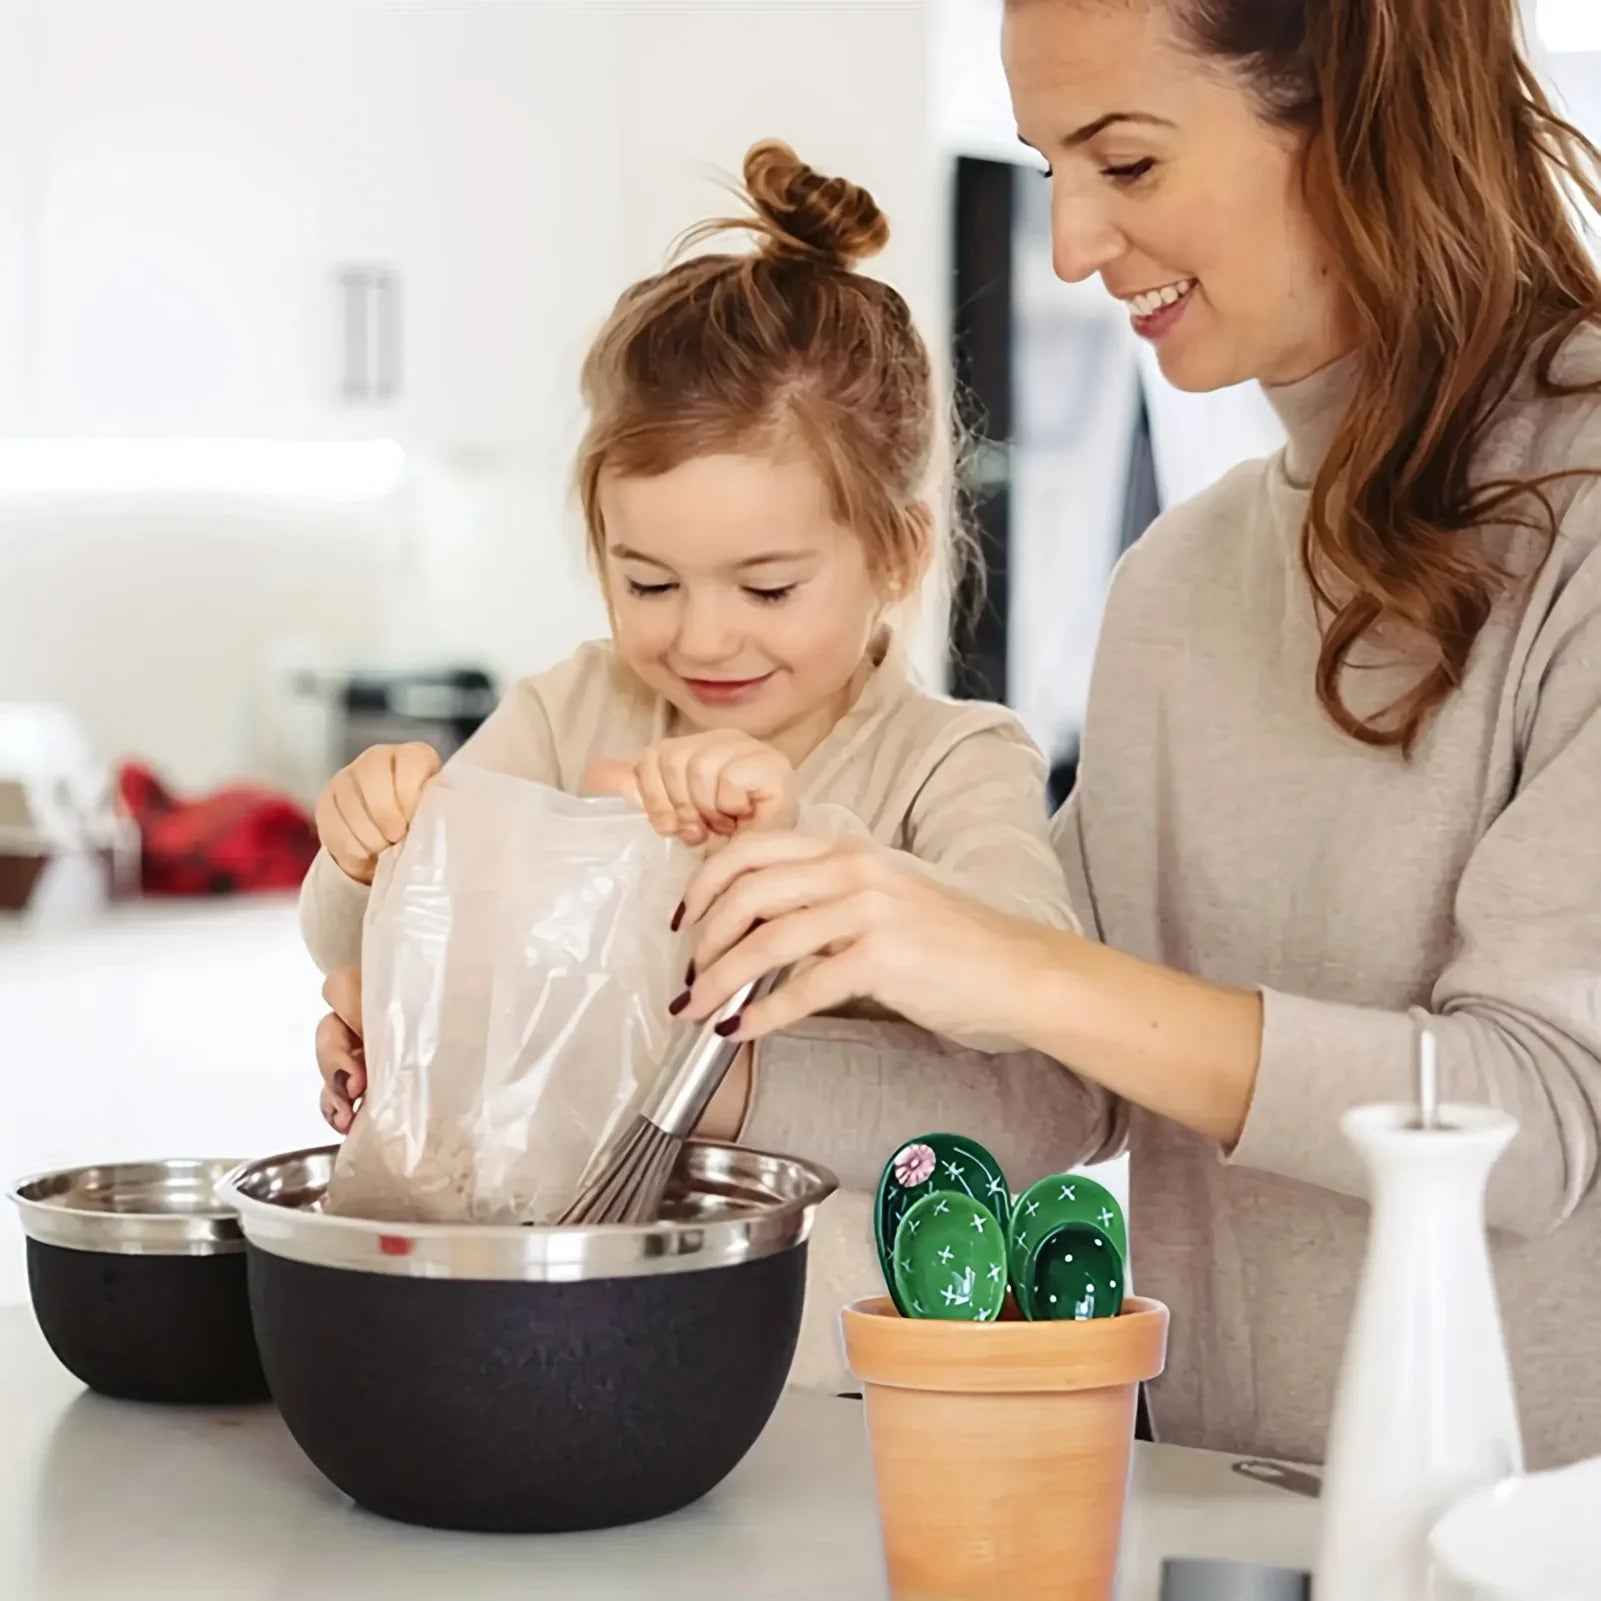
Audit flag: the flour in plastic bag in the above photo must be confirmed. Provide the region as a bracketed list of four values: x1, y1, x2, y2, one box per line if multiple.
[323, 766, 693, 1224]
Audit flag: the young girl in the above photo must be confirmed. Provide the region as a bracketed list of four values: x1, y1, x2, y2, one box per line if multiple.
[300, 140, 1077, 1388]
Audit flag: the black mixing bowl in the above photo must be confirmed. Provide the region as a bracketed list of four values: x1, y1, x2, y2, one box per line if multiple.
[222, 1141, 837, 1533]
[10, 1157, 269, 1404]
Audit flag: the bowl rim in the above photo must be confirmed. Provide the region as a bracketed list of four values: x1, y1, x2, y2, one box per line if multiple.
[9, 1157, 248, 1256]
[221, 1141, 839, 1282]
[1429, 1458, 1601, 1596]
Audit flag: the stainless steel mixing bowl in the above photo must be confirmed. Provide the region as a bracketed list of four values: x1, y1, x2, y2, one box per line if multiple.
[222, 1141, 837, 1532]
[11, 1157, 268, 1403]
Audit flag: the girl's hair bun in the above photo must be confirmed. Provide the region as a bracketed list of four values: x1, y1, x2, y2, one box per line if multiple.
[741, 139, 890, 267]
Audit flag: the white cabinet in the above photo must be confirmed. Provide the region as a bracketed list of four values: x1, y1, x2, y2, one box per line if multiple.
[15, 0, 618, 451]
[25, 0, 352, 438]
[6, 1, 935, 454]
[340, 1, 624, 455]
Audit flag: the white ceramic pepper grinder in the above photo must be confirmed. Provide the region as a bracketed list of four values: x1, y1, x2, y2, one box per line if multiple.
[1316, 1027, 1524, 1600]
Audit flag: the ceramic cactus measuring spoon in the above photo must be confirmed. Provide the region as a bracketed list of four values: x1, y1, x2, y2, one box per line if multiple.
[1022, 1221, 1125, 1322]
[890, 1192, 1009, 1322]
[1007, 1172, 1127, 1292]
[874, 1134, 1010, 1313]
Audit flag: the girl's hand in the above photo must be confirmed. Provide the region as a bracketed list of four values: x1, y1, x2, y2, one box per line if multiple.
[677, 831, 1066, 1043]
[314, 742, 441, 885]
[316, 966, 366, 1135]
[587, 731, 798, 848]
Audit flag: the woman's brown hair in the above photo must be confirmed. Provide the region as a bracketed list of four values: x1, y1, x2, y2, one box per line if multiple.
[576, 140, 943, 604]
[1185, 0, 1601, 747]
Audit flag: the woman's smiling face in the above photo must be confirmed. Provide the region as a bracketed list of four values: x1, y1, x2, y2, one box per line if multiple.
[1003, 0, 1349, 390]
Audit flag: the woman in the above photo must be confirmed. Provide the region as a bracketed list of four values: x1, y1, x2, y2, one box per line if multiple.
[676, 0, 1601, 1469]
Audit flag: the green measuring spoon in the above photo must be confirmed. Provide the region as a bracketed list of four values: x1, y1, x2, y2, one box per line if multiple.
[874, 1134, 1010, 1312]
[890, 1191, 1009, 1322]
[1007, 1172, 1127, 1291]
[1021, 1221, 1125, 1321]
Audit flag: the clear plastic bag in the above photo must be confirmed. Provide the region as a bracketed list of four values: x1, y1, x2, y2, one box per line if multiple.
[323, 766, 693, 1224]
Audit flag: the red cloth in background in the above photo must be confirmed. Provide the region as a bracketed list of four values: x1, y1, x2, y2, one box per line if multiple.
[117, 762, 319, 896]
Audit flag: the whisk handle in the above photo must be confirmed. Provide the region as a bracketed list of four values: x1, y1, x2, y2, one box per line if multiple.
[641, 967, 790, 1137]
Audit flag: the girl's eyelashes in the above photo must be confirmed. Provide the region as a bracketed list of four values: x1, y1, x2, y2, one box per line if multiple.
[624, 579, 798, 605]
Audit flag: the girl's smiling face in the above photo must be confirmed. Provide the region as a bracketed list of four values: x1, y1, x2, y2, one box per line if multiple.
[600, 450, 890, 763]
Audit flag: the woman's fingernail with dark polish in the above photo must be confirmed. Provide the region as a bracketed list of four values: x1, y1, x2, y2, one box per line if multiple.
[334, 1070, 351, 1097]
[685, 961, 696, 985]
[671, 902, 685, 932]
[668, 991, 690, 1016]
[714, 1015, 742, 1038]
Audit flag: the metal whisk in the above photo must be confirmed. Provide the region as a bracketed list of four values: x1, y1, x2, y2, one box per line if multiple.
[557, 967, 789, 1226]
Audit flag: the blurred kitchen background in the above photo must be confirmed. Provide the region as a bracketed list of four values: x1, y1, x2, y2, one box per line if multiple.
[2, 0, 1596, 1301]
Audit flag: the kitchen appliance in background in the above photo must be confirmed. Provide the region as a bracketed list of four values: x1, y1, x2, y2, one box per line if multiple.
[335, 667, 498, 768]
[252, 658, 498, 808]
[1160, 1559, 1311, 1600]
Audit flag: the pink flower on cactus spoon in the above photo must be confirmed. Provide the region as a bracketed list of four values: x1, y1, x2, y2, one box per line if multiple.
[893, 1143, 936, 1188]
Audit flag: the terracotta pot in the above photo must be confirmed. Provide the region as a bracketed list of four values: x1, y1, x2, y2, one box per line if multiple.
[841, 1294, 1169, 1601]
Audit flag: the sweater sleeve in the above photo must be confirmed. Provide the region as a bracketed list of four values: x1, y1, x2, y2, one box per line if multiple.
[297, 674, 562, 975]
[797, 720, 1073, 930]
[740, 1017, 1129, 1194]
[1229, 535, 1601, 1239]
[782, 714, 1078, 1055]
[901, 717, 1080, 932]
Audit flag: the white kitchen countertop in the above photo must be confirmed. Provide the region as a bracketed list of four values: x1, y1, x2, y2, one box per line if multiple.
[0, 1305, 1319, 1600]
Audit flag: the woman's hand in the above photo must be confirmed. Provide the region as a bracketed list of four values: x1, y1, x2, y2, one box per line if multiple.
[586, 731, 798, 848]
[316, 966, 366, 1134]
[315, 742, 441, 885]
[677, 831, 1066, 1043]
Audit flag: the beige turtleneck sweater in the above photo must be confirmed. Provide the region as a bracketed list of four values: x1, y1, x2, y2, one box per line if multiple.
[742, 330, 1601, 1468]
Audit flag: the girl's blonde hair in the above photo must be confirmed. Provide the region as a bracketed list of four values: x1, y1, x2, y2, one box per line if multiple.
[576, 140, 948, 604]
